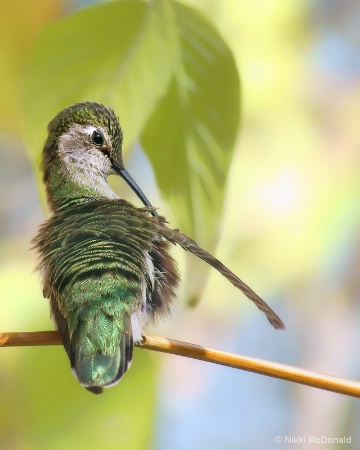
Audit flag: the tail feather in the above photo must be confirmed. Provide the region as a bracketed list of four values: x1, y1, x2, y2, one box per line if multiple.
[71, 313, 133, 393]
[154, 222, 285, 330]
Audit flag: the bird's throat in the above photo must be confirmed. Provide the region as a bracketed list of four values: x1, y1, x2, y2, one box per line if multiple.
[44, 158, 118, 211]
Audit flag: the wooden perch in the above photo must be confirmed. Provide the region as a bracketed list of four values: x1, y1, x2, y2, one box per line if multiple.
[1, 330, 360, 398]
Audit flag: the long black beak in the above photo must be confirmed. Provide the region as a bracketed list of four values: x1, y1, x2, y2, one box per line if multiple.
[115, 167, 158, 217]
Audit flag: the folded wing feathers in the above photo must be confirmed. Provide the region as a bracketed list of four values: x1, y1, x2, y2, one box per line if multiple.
[153, 221, 284, 330]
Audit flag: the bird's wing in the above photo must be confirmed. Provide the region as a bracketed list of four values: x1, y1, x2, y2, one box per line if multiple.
[152, 221, 284, 330]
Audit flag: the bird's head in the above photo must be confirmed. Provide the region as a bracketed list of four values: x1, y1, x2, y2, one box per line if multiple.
[43, 102, 155, 212]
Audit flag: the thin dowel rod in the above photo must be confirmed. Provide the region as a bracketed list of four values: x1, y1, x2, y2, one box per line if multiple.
[1, 330, 359, 398]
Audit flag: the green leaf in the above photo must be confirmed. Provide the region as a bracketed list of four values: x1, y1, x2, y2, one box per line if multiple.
[141, 1, 240, 301]
[23, 0, 175, 161]
[142, 1, 240, 245]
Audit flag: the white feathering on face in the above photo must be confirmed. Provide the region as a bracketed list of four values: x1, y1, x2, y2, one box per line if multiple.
[57, 124, 119, 200]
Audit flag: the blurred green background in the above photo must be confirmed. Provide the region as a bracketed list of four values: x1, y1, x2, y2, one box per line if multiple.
[1, 0, 360, 449]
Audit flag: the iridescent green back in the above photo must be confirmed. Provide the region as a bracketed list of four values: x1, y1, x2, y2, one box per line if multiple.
[34, 199, 178, 392]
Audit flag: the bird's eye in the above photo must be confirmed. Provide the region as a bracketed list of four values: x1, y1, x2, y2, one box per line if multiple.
[92, 131, 104, 146]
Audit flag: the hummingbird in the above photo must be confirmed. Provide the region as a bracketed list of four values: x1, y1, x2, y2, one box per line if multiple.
[33, 102, 284, 394]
